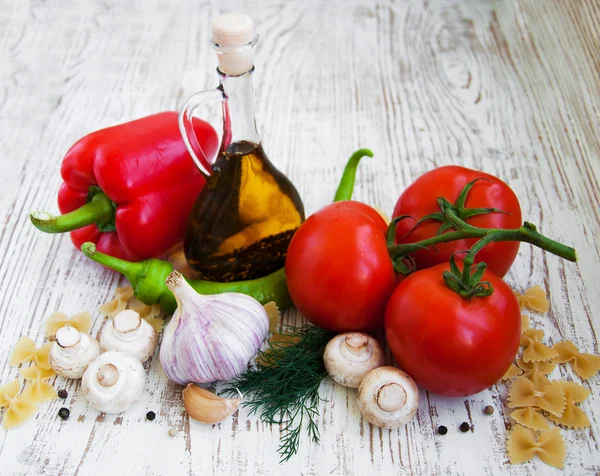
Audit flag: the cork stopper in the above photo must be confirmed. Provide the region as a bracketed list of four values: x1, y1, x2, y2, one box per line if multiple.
[212, 13, 254, 46]
[211, 13, 256, 76]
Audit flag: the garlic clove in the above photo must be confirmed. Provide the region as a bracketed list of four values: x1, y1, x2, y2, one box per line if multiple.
[99, 309, 158, 363]
[357, 366, 419, 429]
[81, 350, 145, 413]
[183, 384, 241, 424]
[324, 332, 385, 388]
[49, 325, 101, 379]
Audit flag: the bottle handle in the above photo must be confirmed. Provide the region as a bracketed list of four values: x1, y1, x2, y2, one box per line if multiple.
[178, 88, 225, 178]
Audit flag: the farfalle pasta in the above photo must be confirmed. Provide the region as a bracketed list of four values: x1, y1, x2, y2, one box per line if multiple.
[8, 337, 52, 370]
[516, 358, 556, 388]
[99, 296, 127, 317]
[45, 311, 92, 339]
[0, 379, 39, 430]
[521, 314, 530, 333]
[115, 285, 134, 301]
[100, 287, 165, 332]
[143, 316, 164, 334]
[547, 381, 591, 429]
[129, 300, 164, 333]
[20, 366, 58, 403]
[507, 425, 565, 468]
[508, 377, 565, 417]
[510, 407, 549, 430]
[515, 285, 550, 313]
[263, 302, 280, 333]
[501, 363, 523, 381]
[167, 246, 198, 279]
[552, 340, 600, 380]
[501, 286, 600, 469]
[99, 286, 134, 317]
[129, 299, 161, 319]
[520, 329, 558, 363]
[257, 333, 302, 367]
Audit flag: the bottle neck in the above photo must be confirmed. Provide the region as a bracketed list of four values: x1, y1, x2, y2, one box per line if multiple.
[219, 69, 260, 153]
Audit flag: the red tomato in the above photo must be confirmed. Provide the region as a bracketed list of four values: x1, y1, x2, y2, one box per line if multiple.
[286, 201, 398, 331]
[393, 166, 522, 278]
[385, 262, 521, 396]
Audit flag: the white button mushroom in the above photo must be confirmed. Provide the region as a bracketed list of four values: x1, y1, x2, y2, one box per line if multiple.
[323, 332, 385, 388]
[49, 325, 101, 379]
[99, 309, 158, 363]
[357, 366, 419, 429]
[81, 350, 145, 413]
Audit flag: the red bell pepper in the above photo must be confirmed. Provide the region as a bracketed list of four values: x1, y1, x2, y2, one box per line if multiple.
[30, 112, 218, 261]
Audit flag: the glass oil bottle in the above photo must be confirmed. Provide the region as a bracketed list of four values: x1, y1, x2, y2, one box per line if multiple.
[179, 13, 305, 282]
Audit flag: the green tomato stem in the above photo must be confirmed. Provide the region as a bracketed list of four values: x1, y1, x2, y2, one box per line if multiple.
[389, 209, 576, 266]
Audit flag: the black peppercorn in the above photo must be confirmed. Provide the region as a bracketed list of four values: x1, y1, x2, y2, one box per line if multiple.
[437, 425, 448, 435]
[58, 389, 68, 399]
[460, 421, 470, 432]
[58, 408, 70, 420]
[146, 411, 156, 421]
[484, 405, 494, 415]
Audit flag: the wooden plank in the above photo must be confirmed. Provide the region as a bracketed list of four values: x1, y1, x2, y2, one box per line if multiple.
[0, 0, 598, 474]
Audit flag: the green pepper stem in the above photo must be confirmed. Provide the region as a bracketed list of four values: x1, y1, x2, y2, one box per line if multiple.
[31, 191, 115, 233]
[333, 148, 373, 202]
[81, 242, 144, 286]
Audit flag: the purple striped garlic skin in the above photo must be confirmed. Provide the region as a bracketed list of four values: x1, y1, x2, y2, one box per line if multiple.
[159, 272, 269, 385]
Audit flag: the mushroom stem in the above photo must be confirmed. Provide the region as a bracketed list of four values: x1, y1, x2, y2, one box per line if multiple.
[56, 325, 82, 348]
[377, 383, 407, 412]
[113, 310, 142, 334]
[342, 334, 370, 358]
[97, 363, 119, 387]
[99, 310, 158, 362]
[339, 333, 374, 363]
[324, 332, 385, 388]
[357, 366, 419, 428]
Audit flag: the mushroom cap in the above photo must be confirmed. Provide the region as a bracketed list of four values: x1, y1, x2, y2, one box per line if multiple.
[81, 350, 145, 413]
[323, 332, 385, 388]
[357, 366, 419, 429]
[99, 310, 158, 363]
[49, 327, 101, 379]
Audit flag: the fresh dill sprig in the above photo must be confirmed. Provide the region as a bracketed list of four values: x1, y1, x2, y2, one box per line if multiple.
[223, 324, 334, 462]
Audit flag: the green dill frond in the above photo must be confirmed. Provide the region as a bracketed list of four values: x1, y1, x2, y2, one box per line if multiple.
[223, 324, 334, 462]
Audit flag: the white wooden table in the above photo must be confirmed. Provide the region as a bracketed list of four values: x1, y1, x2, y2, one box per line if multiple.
[1, 0, 599, 474]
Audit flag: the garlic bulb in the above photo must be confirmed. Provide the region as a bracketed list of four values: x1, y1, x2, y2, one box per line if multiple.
[159, 271, 269, 385]
[99, 309, 158, 363]
[49, 325, 101, 379]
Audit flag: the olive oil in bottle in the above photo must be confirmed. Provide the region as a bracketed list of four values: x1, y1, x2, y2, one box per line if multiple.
[179, 13, 305, 281]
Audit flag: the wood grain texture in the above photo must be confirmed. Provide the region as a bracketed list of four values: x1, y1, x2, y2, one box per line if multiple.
[1, 0, 599, 474]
